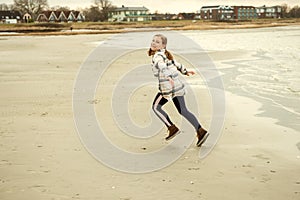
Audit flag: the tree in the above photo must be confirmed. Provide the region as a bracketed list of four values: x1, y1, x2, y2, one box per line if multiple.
[50, 6, 70, 12]
[94, 0, 115, 21]
[83, 6, 101, 22]
[289, 6, 300, 18]
[13, 0, 48, 20]
[0, 3, 9, 10]
[280, 4, 289, 18]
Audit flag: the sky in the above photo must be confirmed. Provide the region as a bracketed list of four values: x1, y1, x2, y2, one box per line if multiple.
[1, 0, 299, 13]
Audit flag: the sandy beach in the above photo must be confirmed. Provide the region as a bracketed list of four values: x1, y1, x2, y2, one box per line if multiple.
[0, 26, 300, 200]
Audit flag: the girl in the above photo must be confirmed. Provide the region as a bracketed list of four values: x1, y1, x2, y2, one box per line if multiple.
[148, 34, 209, 147]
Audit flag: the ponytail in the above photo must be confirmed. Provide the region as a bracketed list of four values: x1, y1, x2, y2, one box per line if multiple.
[148, 48, 155, 56]
[165, 49, 174, 61]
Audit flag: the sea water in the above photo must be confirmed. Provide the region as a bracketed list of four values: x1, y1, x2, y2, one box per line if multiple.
[183, 26, 300, 131]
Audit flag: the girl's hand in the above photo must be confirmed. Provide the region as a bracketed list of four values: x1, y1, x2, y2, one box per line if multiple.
[186, 70, 195, 76]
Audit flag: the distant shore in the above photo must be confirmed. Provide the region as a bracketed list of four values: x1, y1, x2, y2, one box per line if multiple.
[1, 18, 300, 36]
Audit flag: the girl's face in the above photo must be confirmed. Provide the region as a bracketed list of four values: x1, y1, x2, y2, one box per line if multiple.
[150, 36, 165, 51]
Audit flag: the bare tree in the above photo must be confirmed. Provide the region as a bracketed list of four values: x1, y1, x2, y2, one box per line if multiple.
[13, 0, 48, 19]
[0, 3, 10, 10]
[281, 4, 290, 18]
[50, 6, 71, 12]
[281, 4, 300, 18]
[83, 6, 101, 22]
[289, 6, 300, 18]
[94, 0, 115, 21]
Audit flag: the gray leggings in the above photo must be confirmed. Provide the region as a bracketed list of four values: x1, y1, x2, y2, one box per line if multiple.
[152, 93, 201, 130]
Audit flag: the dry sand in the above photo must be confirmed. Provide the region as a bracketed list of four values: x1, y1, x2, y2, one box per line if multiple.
[0, 30, 299, 200]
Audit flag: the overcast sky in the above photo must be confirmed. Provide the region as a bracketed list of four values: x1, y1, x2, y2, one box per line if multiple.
[1, 0, 299, 13]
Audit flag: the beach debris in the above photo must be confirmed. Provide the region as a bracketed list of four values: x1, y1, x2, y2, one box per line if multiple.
[112, 186, 116, 189]
[141, 147, 147, 150]
[188, 167, 200, 170]
[40, 112, 48, 116]
[242, 164, 253, 168]
[0, 160, 11, 165]
[72, 193, 80, 199]
[88, 99, 100, 104]
[190, 181, 194, 184]
[252, 154, 269, 160]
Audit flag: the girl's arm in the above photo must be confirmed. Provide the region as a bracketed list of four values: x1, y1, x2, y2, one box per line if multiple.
[172, 60, 195, 76]
[172, 60, 188, 75]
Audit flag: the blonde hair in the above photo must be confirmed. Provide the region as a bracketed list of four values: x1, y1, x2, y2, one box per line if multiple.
[148, 34, 174, 60]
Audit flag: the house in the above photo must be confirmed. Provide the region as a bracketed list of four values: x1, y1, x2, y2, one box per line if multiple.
[36, 10, 84, 22]
[108, 5, 150, 22]
[176, 13, 196, 20]
[200, 5, 218, 20]
[200, 5, 234, 21]
[256, 5, 282, 18]
[23, 13, 32, 23]
[0, 10, 22, 23]
[233, 6, 258, 20]
[150, 13, 177, 21]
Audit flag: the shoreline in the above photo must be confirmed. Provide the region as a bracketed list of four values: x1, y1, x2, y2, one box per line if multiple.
[1, 18, 300, 36]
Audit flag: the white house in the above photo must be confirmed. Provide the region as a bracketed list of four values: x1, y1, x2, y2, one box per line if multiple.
[108, 5, 150, 22]
[256, 5, 282, 18]
[36, 10, 84, 22]
[200, 5, 234, 20]
[0, 10, 22, 23]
